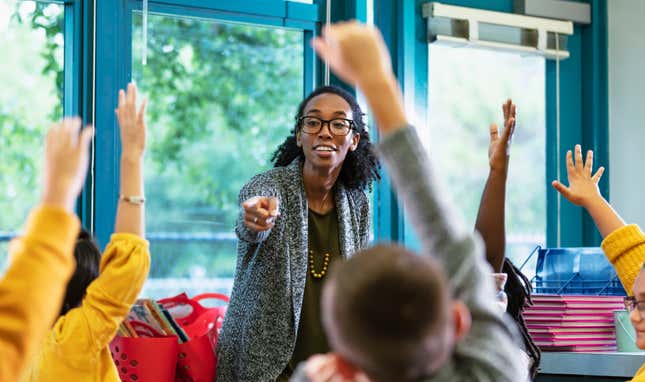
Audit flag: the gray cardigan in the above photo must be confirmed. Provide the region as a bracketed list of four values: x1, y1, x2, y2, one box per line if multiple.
[292, 127, 527, 382]
[216, 158, 371, 382]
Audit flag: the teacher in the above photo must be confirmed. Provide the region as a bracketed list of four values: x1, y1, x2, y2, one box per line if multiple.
[216, 85, 380, 381]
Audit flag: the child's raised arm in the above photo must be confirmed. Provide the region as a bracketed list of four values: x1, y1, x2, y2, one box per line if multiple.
[312, 21, 526, 382]
[474, 100, 515, 272]
[114, 82, 147, 236]
[551, 145, 645, 294]
[45, 84, 150, 364]
[0, 118, 92, 381]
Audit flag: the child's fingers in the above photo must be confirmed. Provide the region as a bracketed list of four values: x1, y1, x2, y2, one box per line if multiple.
[592, 166, 605, 183]
[574, 144, 583, 170]
[118, 89, 126, 109]
[79, 126, 95, 151]
[489, 123, 499, 143]
[584, 150, 594, 175]
[552, 180, 572, 199]
[311, 37, 333, 62]
[138, 98, 147, 125]
[502, 101, 509, 121]
[127, 82, 136, 107]
[501, 117, 515, 144]
[565, 150, 574, 175]
[63, 117, 82, 146]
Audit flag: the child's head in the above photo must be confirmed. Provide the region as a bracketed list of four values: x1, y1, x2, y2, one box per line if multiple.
[60, 229, 100, 315]
[629, 264, 645, 349]
[322, 244, 471, 381]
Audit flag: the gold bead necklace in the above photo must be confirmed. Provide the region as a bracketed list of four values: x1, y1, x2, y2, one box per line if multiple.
[308, 250, 331, 278]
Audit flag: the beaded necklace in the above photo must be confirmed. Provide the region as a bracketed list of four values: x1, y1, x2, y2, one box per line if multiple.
[308, 250, 331, 279]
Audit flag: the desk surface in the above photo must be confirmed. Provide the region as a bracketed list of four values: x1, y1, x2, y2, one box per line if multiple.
[540, 352, 645, 377]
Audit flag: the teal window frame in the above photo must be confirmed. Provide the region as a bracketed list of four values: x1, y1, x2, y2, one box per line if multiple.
[369, 0, 609, 252]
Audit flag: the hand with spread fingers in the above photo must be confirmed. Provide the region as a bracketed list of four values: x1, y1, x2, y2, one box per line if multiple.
[551, 144, 605, 208]
[42, 117, 94, 212]
[242, 196, 280, 232]
[115, 82, 147, 161]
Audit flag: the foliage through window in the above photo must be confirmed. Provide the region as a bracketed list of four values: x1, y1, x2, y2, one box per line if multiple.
[0, 0, 64, 270]
[425, 45, 545, 276]
[132, 14, 304, 298]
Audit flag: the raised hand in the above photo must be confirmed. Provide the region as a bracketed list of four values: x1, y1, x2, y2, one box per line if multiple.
[115, 82, 147, 161]
[41, 117, 94, 212]
[242, 196, 280, 232]
[551, 145, 605, 207]
[311, 21, 392, 88]
[488, 99, 516, 172]
[312, 21, 406, 134]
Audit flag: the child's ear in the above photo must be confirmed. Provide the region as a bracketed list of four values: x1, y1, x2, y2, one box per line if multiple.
[451, 300, 472, 343]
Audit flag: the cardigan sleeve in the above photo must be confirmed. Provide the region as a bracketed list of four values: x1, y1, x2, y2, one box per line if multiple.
[601, 224, 645, 294]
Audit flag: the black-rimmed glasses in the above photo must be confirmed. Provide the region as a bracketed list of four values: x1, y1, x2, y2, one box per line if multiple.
[297, 116, 355, 137]
[625, 296, 645, 319]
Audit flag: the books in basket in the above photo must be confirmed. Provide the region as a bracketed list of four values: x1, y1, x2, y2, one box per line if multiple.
[523, 294, 624, 352]
[119, 299, 189, 342]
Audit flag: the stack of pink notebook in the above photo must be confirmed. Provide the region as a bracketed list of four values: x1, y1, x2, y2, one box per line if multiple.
[523, 294, 625, 352]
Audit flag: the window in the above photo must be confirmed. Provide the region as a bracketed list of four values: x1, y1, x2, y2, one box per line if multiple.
[425, 45, 545, 274]
[131, 13, 304, 298]
[0, 0, 64, 269]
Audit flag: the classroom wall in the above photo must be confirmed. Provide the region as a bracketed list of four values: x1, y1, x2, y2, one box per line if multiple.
[607, 0, 645, 228]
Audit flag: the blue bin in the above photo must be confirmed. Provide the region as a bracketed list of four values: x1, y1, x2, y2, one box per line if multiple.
[532, 247, 625, 296]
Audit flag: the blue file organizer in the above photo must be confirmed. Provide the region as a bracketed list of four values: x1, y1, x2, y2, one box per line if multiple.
[528, 247, 625, 296]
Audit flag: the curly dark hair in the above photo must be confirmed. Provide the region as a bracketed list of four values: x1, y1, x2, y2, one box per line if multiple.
[503, 258, 541, 379]
[271, 85, 380, 191]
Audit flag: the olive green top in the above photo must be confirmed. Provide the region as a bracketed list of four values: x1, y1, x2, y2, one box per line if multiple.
[279, 206, 341, 380]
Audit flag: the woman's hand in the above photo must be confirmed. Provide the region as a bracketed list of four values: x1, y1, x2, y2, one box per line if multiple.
[551, 145, 605, 208]
[488, 99, 516, 173]
[115, 82, 147, 162]
[242, 196, 280, 232]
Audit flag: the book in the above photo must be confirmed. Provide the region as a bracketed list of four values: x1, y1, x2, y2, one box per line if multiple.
[523, 294, 624, 352]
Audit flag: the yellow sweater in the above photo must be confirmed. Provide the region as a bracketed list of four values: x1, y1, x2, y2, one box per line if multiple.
[600, 224, 645, 382]
[22, 233, 150, 382]
[0, 205, 80, 382]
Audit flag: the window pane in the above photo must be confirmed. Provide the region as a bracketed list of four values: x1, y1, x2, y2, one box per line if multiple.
[132, 14, 304, 299]
[425, 45, 545, 278]
[0, 1, 64, 270]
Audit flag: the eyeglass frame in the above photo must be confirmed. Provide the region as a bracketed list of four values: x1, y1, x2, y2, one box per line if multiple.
[624, 296, 645, 319]
[296, 115, 356, 137]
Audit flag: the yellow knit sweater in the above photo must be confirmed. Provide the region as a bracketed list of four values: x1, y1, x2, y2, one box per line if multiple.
[0, 205, 80, 381]
[21, 233, 150, 382]
[600, 224, 645, 382]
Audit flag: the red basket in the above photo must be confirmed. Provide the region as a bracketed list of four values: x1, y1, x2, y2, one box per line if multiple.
[158, 292, 229, 347]
[175, 334, 216, 382]
[110, 335, 179, 382]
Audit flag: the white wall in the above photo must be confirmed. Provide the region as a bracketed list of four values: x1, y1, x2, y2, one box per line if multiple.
[608, 0, 645, 227]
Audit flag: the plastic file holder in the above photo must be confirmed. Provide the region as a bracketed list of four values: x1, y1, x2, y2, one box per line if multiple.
[531, 247, 625, 296]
